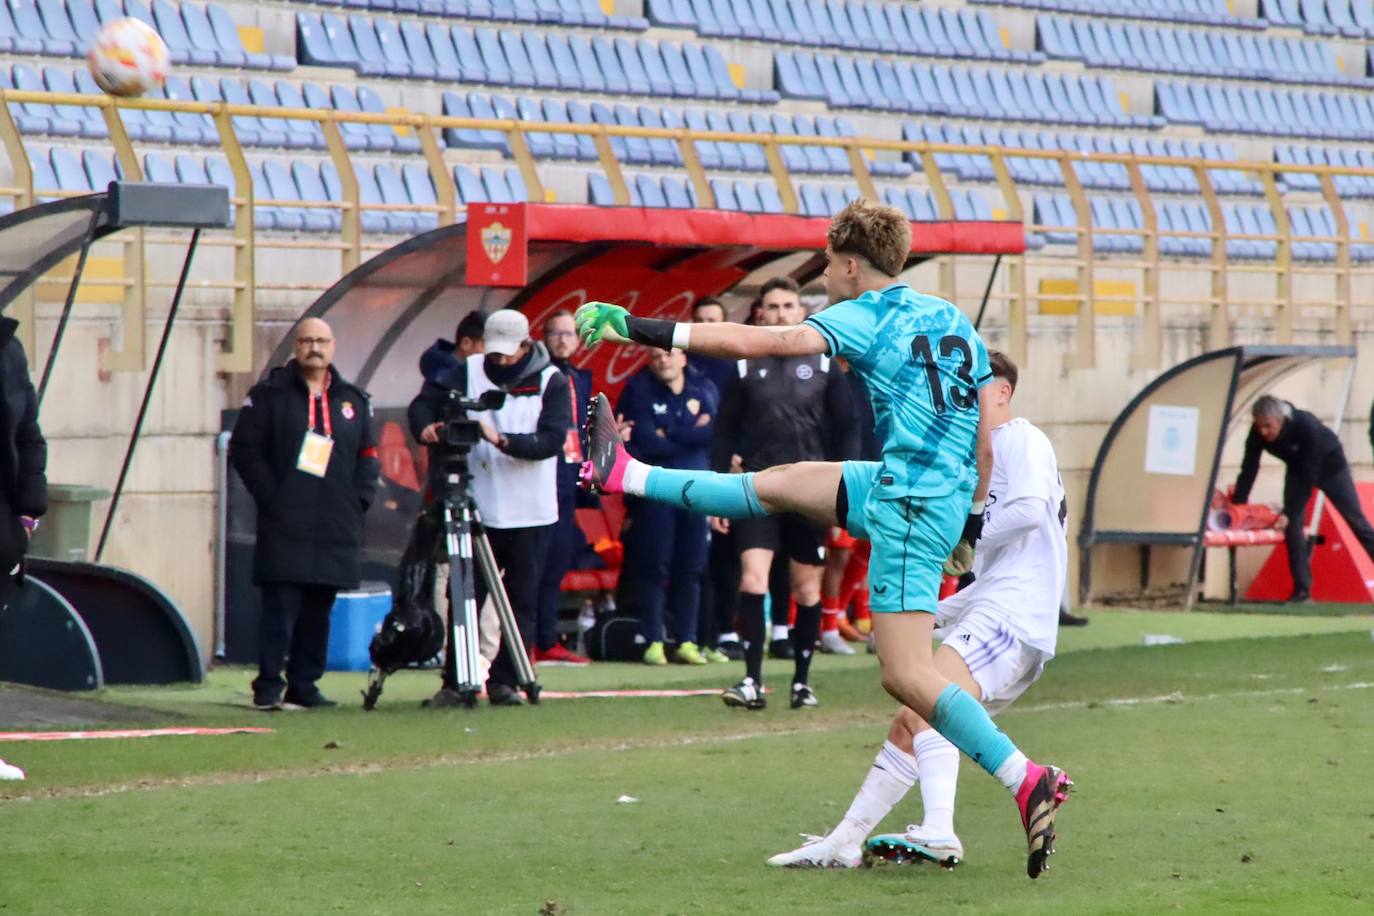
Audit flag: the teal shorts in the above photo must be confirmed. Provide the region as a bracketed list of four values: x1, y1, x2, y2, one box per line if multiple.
[839, 460, 968, 614]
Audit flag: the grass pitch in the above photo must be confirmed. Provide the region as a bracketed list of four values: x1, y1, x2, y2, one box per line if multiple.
[2, 607, 1372, 914]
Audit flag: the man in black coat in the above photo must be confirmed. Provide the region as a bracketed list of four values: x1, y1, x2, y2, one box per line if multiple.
[0, 317, 46, 782]
[0, 318, 46, 606]
[231, 317, 380, 709]
[1233, 394, 1374, 603]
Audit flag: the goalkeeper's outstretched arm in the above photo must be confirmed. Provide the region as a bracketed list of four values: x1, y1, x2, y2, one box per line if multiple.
[575, 301, 827, 359]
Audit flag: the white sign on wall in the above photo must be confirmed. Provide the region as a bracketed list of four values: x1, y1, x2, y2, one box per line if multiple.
[1145, 405, 1199, 476]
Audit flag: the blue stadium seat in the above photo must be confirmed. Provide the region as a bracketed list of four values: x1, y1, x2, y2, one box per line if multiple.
[150, 0, 212, 65]
[199, 154, 261, 229]
[722, 110, 768, 171]
[660, 174, 691, 208]
[328, 83, 391, 151]
[357, 84, 421, 152]
[537, 34, 580, 91]
[480, 165, 516, 203]
[350, 164, 405, 233]
[375, 17, 429, 78]
[9, 64, 79, 137]
[273, 81, 331, 151]
[708, 178, 738, 211]
[540, 98, 594, 160]
[634, 174, 667, 208]
[41, 67, 108, 140]
[287, 161, 339, 232]
[563, 34, 604, 92]
[514, 95, 554, 158]
[82, 148, 119, 191]
[143, 151, 178, 184]
[215, 79, 285, 148]
[0, 2, 45, 54]
[12, 0, 76, 56]
[36, 0, 82, 55]
[587, 172, 616, 207]
[349, 15, 407, 77]
[732, 179, 763, 213]
[373, 163, 420, 233]
[243, 81, 308, 150]
[590, 36, 630, 94]
[453, 164, 486, 205]
[297, 13, 340, 68]
[263, 159, 329, 232]
[50, 146, 91, 193]
[680, 108, 727, 170]
[449, 28, 489, 83]
[64, 0, 102, 43]
[401, 21, 449, 79]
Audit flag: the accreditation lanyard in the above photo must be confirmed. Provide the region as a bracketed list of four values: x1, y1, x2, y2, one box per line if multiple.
[562, 374, 584, 463]
[307, 386, 333, 438]
[298, 384, 334, 478]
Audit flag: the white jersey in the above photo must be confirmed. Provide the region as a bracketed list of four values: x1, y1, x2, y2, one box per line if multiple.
[936, 417, 1066, 656]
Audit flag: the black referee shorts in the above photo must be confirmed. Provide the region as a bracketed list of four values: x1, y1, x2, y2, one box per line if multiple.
[732, 513, 827, 566]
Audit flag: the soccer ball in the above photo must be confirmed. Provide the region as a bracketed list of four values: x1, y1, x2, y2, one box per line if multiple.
[87, 18, 170, 97]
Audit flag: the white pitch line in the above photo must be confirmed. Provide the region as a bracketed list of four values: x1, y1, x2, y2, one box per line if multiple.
[1012, 681, 1374, 715]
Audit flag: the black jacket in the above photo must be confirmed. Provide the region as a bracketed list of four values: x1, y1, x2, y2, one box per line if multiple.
[550, 356, 597, 506]
[230, 361, 380, 588]
[0, 318, 46, 519]
[1234, 404, 1344, 511]
[712, 352, 859, 473]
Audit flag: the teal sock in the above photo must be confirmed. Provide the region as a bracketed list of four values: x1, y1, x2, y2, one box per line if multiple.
[929, 683, 1018, 778]
[642, 468, 767, 519]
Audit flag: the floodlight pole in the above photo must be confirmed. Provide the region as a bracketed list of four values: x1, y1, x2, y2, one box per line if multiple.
[36, 206, 103, 407]
[95, 229, 201, 564]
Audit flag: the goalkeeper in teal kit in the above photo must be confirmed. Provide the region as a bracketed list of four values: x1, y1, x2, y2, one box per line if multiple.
[574, 200, 1070, 879]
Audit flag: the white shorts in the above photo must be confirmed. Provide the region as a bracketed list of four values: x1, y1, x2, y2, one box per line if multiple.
[938, 611, 1048, 716]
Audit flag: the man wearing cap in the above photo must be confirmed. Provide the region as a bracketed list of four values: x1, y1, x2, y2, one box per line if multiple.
[427, 309, 573, 707]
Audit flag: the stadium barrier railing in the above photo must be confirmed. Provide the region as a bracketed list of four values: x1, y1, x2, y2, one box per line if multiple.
[1, 88, 1371, 374]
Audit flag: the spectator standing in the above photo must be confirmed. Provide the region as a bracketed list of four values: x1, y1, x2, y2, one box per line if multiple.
[714, 277, 860, 709]
[687, 298, 744, 659]
[1234, 395, 1374, 603]
[231, 317, 380, 710]
[421, 310, 571, 706]
[534, 310, 594, 666]
[617, 348, 721, 664]
[0, 315, 46, 780]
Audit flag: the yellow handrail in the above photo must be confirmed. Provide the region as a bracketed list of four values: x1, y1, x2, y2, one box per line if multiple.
[2, 87, 1370, 373]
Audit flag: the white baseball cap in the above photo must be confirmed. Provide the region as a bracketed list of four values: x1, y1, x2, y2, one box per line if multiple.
[483, 310, 529, 356]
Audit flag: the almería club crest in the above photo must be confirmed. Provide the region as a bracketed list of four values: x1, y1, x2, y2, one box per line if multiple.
[482, 222, 512, 263]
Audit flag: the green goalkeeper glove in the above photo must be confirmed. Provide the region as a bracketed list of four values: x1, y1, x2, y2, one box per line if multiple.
[942, 540, 975, 577]
[942, 505, 985, 577]
[574, 302, 629, 345]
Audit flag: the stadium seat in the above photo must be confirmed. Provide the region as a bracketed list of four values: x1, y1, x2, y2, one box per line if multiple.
[291, 161, 343, 232]
[82, 147, 120, 191]
[515, 96, 555, 158]
[245, 81, 310, 151]
[210, 3, 291, 70]
[41, 67, 108, 140]
[330, 83, 393, 152]
[0, 2, 46, 55]
[453, 164, 485, 205]
[151, 0, 214, 66]
[8, 64, 79, 137]
[543, 99, 596, 160]
[45, 146, 86, 196]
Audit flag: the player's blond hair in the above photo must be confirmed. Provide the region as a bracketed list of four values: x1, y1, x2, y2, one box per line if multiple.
[827, 199, 911, 278]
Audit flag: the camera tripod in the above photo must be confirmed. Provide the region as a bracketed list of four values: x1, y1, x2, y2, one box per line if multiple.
[363, 425, 540, 710]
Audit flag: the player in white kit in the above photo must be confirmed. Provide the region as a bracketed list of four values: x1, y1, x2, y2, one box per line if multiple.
[767, 350, 1070, 869]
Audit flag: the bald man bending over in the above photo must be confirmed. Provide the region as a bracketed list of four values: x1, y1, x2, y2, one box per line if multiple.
[231, 318, 381, 710]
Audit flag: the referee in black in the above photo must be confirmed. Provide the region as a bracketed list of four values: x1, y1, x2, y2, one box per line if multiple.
[1233, 395, 1374, 603]
[714, 277, 859, 710]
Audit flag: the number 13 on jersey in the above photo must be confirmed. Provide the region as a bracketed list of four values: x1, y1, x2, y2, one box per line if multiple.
[911, 335, 977, 413]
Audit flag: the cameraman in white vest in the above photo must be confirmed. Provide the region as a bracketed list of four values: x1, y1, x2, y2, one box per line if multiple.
[455, 309, 571, 706]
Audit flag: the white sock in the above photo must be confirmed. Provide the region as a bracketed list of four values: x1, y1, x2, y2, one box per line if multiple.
[994, 751, 1030, 792]
[720, 631, 740, 643]
[828, 740, 916, 848]
[621, 458, 650, 496]
[913, 730, 960, 836]
[771, 624, 790, 640]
